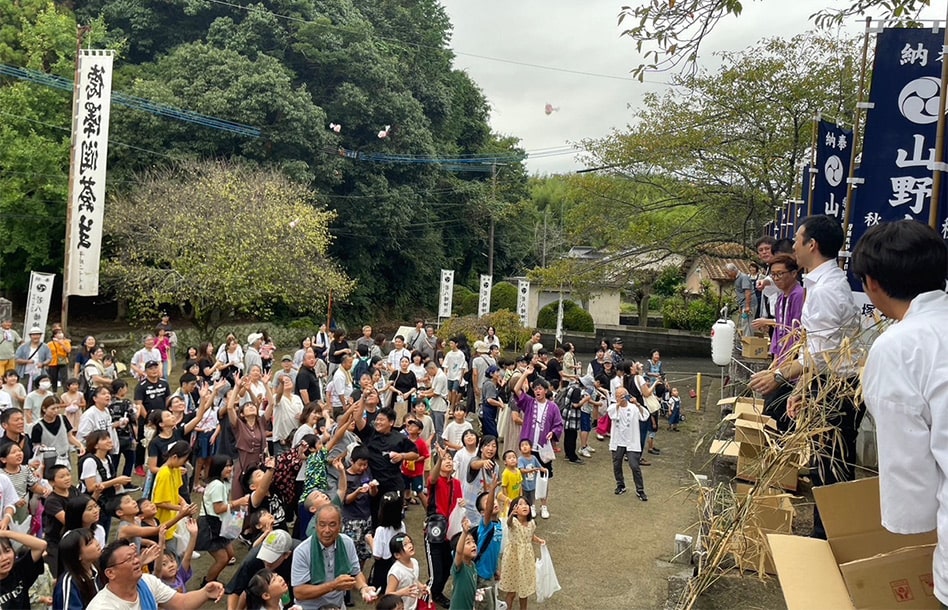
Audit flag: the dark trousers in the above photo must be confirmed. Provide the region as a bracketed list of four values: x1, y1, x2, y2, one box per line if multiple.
[425, 538, 453, 598]
[112, 444, 136, 478]
[564, 428, 579, 461]
[481, 404, 498, 438]
[810, 376, 863, 539]
[612, 447, 644, 494]
[764, 385, 795, 434]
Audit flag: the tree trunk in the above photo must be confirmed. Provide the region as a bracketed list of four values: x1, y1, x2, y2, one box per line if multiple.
[638, 284, 653, 328]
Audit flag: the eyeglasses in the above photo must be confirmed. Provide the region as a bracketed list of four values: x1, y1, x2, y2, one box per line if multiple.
[107, 553, 137, 569]
[771, 271, 792, 279]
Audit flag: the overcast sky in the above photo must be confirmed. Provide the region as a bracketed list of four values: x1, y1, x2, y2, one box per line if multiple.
[440, 0, 948, 175]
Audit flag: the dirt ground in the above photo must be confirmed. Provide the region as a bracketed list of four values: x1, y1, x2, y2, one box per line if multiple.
[173, 360, 792, 610]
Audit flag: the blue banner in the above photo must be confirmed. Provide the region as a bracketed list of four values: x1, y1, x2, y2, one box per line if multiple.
[848, 26, 948, 296]
[813, 120, 852, 222]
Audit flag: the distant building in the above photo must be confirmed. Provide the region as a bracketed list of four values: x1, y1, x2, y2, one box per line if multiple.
[683, 242, 756, 296]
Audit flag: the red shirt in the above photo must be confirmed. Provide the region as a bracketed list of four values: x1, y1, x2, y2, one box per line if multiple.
[428, 476, 462, 518]
[401, 436, 430, 478]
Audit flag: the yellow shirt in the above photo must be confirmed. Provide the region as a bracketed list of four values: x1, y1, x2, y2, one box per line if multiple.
[501, 467, 523, 515]
[153, 464, 183, 540]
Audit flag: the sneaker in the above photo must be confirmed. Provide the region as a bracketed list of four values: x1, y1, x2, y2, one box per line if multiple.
[540, 505, 550, 519]
[191, 551, 201, 560]
[530, 506, 536, 518]
[567, 458, 584, 465]
[637, 492, 649, 502]
[596, 434, 605, 441]
[135, 466, 146, 477]
[433, 594, 452, 608]
[124, 485, 142, 494]
[614, 487, 628, 495]
[648, 448, 661, 455]
[579, 447, 592, 458]
[585, 445, 596, 453]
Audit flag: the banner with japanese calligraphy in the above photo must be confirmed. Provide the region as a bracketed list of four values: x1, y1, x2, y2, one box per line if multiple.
[477, 274, 492, 318]
[516, 279, 530, 327]
[438, 269, 454, 318]
[813, 120, 852, 222]
[65, 49, 114, 296]
[23, 272, 55, 339]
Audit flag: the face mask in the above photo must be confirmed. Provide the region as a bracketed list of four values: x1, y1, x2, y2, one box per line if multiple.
[38, 381, 52, 390]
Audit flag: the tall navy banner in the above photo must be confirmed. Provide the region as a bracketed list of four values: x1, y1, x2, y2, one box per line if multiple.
[800, 164, 810, 226]
[848, 26, 948, 299]
[813, 120, 853, 222]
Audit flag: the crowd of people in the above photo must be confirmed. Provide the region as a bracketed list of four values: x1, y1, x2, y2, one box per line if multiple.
[0, 302, 685, 610]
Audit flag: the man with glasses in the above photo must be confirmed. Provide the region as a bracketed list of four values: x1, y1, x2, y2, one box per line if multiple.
[89, 538, 224, 609]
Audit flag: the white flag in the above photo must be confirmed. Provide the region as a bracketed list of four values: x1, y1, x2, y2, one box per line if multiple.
[23, 272, 56, 339]
[478, 275, 492, 317]
[438, 270, 454, 318]
[65, 49, 114, 296]
[555, 295, 564, 343]
[516, 279, 530, 327]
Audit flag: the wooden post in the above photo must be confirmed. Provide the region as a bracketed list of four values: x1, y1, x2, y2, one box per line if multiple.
[695, 372, 702, 412]
[929, 12, 948, 229]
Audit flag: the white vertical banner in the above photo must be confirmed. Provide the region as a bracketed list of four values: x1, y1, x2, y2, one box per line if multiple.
[554, 294, 564, 343]
[516, 279, 530, 327]
[23, 272, 56, 339]
[477, 274, 492, 317]
[65, 49, 114, 297]
[438, 269, 454, 318]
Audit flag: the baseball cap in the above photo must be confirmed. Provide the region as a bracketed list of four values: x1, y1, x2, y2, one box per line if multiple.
[612, 337, 623, 344]
[257, 530, 294, 563]
[485, 365, 500, 377]
[281, 355, 293, 362]
[145, 360, 160, 368]
[248, 332, 264, 345]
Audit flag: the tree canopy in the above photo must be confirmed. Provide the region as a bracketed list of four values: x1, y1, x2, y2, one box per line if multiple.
[619, 0, 931, 78]
[0, 0, 529, 324]
[102, 160, 350, 338]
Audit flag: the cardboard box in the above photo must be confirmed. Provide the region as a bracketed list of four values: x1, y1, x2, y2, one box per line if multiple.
[710, 412, 801, 491]
[741, 336, 771, 359]
[730, 483, 795, 574]
[736, 442, 800, 491]
[717, 396, 765, 416]
[768, 477, 938, 610]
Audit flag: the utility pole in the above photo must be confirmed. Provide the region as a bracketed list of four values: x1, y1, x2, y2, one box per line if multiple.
[488, 163, 496, 278]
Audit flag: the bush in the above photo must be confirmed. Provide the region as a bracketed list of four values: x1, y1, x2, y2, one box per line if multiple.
[536, 300, 594, 333]
[439, 310, 532, 351]
[490, 281, 518, 312]
[452, 285, 478, 316]
[660, 284, 733, 332]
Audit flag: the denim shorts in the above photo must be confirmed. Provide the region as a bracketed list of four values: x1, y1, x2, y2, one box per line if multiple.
[579, 412, 592, 432]
[447, 379, 461, 392]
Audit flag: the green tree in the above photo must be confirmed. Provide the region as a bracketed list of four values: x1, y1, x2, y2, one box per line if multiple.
[101, 160, 351, 338]
[536, 300, 594, 333]
[619, 0, 930, 77]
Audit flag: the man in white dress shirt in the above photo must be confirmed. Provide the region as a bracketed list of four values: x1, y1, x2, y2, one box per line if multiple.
[749, 214, 862, 539]
[854, 220, 948, 607]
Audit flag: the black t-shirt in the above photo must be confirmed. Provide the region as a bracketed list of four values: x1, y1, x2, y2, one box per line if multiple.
[389, 370, 417, 396]
[0, 552, 43, 609]
[328, 339, 349, 364]
[30, 416, 73, 444]
[224, 545, 294, 597]
[295, 366, 322, 402]
[148, 431, 183, 469]
[135, 379, 170, 414]
[42, 487, 79, 543]
[355, 426, 419, 493]
[108, 399, 137, 439]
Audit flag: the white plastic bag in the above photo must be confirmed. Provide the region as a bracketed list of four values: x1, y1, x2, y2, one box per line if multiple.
[172, 520, 191, 553]
[446, 499, 465, 539]
[534, 472, 549, 501]
[535, 543, 561, 602]
[500, 516, 511, 554]
[220, 509, 245, 539]
[495, 584, 508, 610]
[538, 442, 555, 463]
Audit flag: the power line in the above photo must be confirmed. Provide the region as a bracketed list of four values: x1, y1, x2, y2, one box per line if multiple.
[200, 0, 663, 84]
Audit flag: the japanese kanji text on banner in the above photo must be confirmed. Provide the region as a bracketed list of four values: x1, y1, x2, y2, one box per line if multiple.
[516, 279, 530, 327]
[23, 273, 55, 339]
[477, 275, 492, 318]
[438, 270, 454, 318]
[847, 27, 948, 297]
[813, 120, 852, 222]
[65, 49, 114, 297]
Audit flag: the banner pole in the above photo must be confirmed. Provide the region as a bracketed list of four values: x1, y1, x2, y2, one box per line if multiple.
[841, 17, 873, 252]
[61, 26, 89, 335]
[929, 14, 948, 229]
[806, 111, 820, 218]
